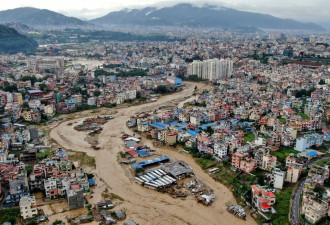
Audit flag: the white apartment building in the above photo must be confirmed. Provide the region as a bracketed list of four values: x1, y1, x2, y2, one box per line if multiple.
[255, 137, 266, 147]
[87, 97, 96, 106]
[272, 168, 285, 189]
[187, 58, 233, 81]
[20, 195, 38, 220]
[0, 150, 8, 163]
[127, 90, 137, 100]
[190, 115, 201, 125]
[44, 177, 57, 198]
[295, 134, 323, 151]
[213, 142, 228, 158]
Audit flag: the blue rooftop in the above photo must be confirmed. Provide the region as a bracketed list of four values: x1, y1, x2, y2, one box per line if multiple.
[88, 179, 96, 186]
[168, 121, 186, 127]
[131, 156, 169, 169]
[140, 121, 148, 125]
[136, 150, 151, 157]
[46, 160, 55, 165]
[150, 122, 167, 129]
[307, 151, 318, 156]
[58, 150, 68, 157]
[187, 130, 198, 136]
[199, 123, 216, 130]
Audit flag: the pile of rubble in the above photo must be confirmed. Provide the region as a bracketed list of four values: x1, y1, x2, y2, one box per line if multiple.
[227, 205, 246, 220]
[74, 116, 113, 131]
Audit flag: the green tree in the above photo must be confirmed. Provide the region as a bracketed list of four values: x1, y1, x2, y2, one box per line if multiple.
[3, 83, 18, 92]
[8, 74, 15, 80]
[25, 165, 33, 176]
[155, 85, 168, 94]
[39, 83, 47, 91]
[319, 79, 325, 85]
[94, 90, 101, 97]
[77, 77, 85, 84]
[28, 220, 38, 225]
[136, 91, 141, 99]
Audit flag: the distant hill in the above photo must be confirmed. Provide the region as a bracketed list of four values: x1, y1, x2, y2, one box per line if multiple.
[5, 23, 33, 33]
[0, 7, 87, 27]
[0, 24, 38, 53]
[91, 3, 325, 31]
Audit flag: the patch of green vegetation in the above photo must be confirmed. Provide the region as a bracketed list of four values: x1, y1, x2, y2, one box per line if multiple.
[102, 192, 124, 201]
[22, 120, 48, 126]
[311, 145, 329, 154]
[119, 151, 127, 158]
[315, 158, 330, 166]
[196, 158, 217, 170]
[37, 149, 53, 159]
[0, 208, 20, 224]
[69, 151, 96, 168]
[244, 131, 255, 144]
[271, 147, 299, 160]
[271, 185, 294, 225]
[102, 188, 124, 201]
[53, 220, 63, 225]
[9, 150, 21, 156]
[195, 156, 248, 202]
[279, 117, 286, 124]
[297, 112, 310, 121]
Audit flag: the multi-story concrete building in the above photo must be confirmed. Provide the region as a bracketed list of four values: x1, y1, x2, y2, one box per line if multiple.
[27, 57, 64, 74]
[261, 154, 277, 171]
[165, 132, 177, 145]
[213, 142, 228, 158]
[19, 195, 38, 220]
[302, 196, 328, 224]
[251, 185, 276, 212]
[286, 165, 302, 183]
[272, 168, 285, 189]
[44, 177, 58, 198]
[67, 189, 84, 210]
[72, 94, 83, 105]
[232, 152, 257, 173]
[295, 134, 323, 152]
[187, 58, 233, 81]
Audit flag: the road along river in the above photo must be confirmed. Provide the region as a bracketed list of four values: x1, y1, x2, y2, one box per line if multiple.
[50, 82, 256, 225]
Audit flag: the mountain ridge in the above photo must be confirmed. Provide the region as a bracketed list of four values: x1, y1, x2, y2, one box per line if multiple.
[0, 7, 87, 27]
[91, 3, 325, 31]
[0, 24, 38, 53]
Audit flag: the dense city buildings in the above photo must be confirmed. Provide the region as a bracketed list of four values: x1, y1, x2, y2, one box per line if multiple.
[0, 10, 329, 224]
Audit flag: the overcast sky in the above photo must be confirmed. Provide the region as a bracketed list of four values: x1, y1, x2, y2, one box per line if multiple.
[0, 0, 329, 24]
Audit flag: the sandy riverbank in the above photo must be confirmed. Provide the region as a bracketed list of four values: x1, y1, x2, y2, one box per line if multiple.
[49, 82, 257, 225]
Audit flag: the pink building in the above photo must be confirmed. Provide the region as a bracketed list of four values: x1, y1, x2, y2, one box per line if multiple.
[232, 153, 257, 173]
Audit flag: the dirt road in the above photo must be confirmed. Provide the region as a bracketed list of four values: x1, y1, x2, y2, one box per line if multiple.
[50, 82, 256, 225]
